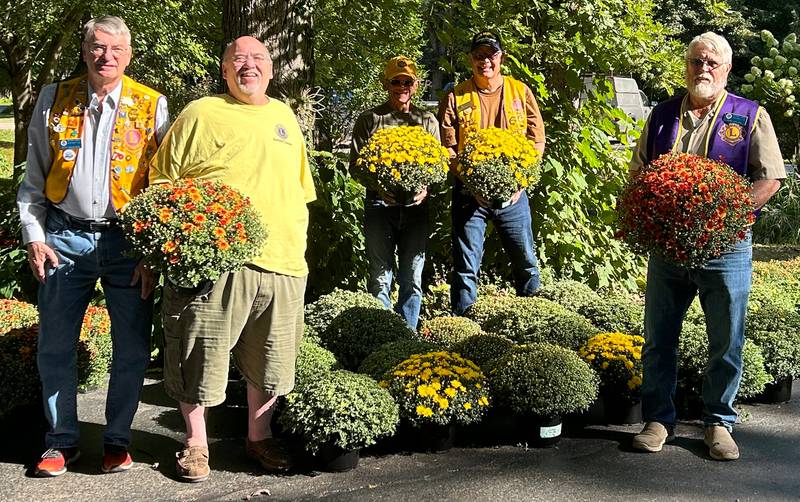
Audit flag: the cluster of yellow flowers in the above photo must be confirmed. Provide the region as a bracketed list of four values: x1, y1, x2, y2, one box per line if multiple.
[381, 351, 490, 427]
[578, 332, 644, 391]
[457, 127, 541, 203]
[355, 126, 450, 193]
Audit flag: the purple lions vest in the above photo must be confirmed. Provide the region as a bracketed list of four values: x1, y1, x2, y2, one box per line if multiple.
[646, 91, 759, 178]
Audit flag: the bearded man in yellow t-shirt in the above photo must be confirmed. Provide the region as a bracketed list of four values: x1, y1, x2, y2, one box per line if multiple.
[150, 36, 316, 482]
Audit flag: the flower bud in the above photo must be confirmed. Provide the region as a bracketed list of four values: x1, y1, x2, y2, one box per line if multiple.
[751, 56, 762, 66]
[770, 47, 780, 57]
[741, 84, 754, 94]
[751, 66, 763, 77]
[786, 33, 798, 44]
[776, 55, 788, 65]
[785, 109, 794, 117]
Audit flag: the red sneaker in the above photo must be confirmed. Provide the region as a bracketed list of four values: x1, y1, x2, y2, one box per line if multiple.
[102, 448, 133, 473]
[34, 448, 81, 477]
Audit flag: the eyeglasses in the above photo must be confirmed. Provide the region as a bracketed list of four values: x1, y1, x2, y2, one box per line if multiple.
[390, 79, 415, 87]
[687, 58, 725, 70]
[88, 44, 128, 57]
[229, 54, 269, 64]
[471, 51, 501, 61]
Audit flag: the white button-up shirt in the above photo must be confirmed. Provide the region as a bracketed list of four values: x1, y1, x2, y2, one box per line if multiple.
[17, 79, 169, 244]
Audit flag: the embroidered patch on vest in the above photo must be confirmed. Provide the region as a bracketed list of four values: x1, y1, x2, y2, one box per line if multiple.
[723, 112, 749, 127]
[719, 122, 744, 146]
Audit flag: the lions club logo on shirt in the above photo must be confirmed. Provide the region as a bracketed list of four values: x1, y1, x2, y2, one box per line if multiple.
[274, 124, 289, 142]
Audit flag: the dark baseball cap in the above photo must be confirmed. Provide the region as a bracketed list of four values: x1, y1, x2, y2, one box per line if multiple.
[470, 30, 503, 53]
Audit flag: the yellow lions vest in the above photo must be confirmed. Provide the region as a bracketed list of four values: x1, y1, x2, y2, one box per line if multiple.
[46, 75, 162, 210]
[454, 76, 528, 152]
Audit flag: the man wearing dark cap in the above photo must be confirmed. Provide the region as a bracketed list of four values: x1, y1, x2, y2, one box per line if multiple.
[439, 30, 546, 315]
[349, 56, 440, 329]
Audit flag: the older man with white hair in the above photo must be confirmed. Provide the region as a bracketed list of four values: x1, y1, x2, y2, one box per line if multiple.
[18, 15, 168, 477]
[629, 32, 785, 460]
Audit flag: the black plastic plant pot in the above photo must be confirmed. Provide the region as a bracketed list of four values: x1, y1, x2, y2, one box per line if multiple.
[315, 444, 360, 472]
[415, 423, 457, 452]
[527, 414, 562, 447]
[755, 376, 793, 404]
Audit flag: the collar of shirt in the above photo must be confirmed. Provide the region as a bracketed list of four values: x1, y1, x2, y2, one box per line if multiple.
[680, 92, 725, 129]
[87, 80, 124, 114]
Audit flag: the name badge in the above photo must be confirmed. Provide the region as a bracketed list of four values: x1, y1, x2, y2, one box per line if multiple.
[59, 139, 82, 150]
[723, 113, 749, 127]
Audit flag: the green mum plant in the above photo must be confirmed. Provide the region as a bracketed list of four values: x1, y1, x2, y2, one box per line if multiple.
[304, 289, 384, 335]
[469, 296, 598, 350]
[678, 323, 770, 400]
[381, 351, 490, 428]
[279, 370, 399, 454]
[321, 306, 414, 370]
[580, 293, 644, 336]
[357, 339, 436, 381]
[490, 343, 599, 417]
[537, 280, 602, 313]
[745, 303, 800, 382]
[449, 333, 516, 373]
[0, 299, 38, 334]
[578, 332, 644, 405]
[417, 316, 483, 348]
[295, 338, 339, 387]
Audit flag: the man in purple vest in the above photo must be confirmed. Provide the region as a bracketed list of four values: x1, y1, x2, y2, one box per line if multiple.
[629, 32, 785, 460]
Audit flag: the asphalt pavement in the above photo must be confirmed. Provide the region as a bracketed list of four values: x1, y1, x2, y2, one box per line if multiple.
[1, 373, 798, 502]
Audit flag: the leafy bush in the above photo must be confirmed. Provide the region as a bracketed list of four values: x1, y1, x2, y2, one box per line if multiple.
[417, 316, 482, 348]
[490, 343, 599, 416]
[745, 303, 800, 381]
[304, 288, 384, 335]
[749, 257, 800, 311]
[0, 299, 38, 333]
[449, 333, 516, 372]
[678, 323, 770, 400]
[321, 307, 414, 370]
[537, 279, 602, 313]
[578, 332, 644, 405]
[462, 294, 517, 327]
[753, 174, 800, 244]
[419, 279, 451, 323]
[580, 293, 644, 335]
[279, 370, 399, 454]
[295, 338, 339, 387]
[77, 306, 113, 391]
[381, 351, 490, 428]
[357, 339, 436, 380]
[469, 296, 598, 350]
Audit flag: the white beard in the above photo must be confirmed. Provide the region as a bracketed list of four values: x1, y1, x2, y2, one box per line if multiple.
[687, 73, 724, 100]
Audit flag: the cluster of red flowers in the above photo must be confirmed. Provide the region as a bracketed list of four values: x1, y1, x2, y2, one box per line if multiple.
[616, 153, 755, 268]
[121, 178, 266, 287]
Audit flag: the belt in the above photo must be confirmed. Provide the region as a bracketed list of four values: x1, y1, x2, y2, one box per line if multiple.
[54, 208, 119, 232]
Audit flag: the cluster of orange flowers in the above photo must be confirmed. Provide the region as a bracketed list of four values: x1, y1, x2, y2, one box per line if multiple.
[617, 153, 755, 267]
[121, 178, 266, 288]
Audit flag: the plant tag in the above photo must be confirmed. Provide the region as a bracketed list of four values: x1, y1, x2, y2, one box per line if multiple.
[539, 423, 561, 439]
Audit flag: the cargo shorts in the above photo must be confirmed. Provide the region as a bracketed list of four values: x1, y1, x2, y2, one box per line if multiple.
[162, 265, 306, 407]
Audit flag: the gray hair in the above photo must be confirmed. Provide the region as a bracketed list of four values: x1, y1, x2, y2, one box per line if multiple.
[687, 32, 732, 64]
[83, 15, 131, 46]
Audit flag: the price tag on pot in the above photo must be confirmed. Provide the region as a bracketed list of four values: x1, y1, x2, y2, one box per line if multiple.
[539, 423, 562, 439]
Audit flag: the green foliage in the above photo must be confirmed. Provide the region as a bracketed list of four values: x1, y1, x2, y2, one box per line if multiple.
[321, 306, 415, 370]
[0, 130, 13, 178]
[741, 30, 800, 161]
[449, 333, 516, 372]
[419, 278, 452, 322]
[306, 152, 370, 299]
[537, 279, 603, 313]
[745, 303, 800, 380]
[357, 339, 437, 381]
[678, 322, 770, 400]
[753, 174, 800, 245]
[490, 343, 599, 416]
[304, 288, 383, 335]
[417, 316, 482, 348]
[580, 293, 644, 335]
[0, 174, 35, 300]
[750, 256, 800, 311]
[295, 338, 339, 387]
[468, 296, 599, 350]
[313, 0, 424, 148]
[77, 306, 113, 391]
[279, 370, 399, 454]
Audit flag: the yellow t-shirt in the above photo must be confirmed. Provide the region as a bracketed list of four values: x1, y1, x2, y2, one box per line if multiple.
[150, 94, 316, 277]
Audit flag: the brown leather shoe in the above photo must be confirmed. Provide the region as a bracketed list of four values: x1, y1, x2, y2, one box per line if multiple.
[632, 422, 674, 452]
[245, 437, 293, 473]
[704, 426, 739, 461]
[176, 446, 210, 482]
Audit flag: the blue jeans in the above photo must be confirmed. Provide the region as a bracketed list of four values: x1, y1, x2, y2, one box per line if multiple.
[641, 232, 752, 431]
[38, 208, 152, 449]
[450, 186, 540, 315]
[364, 202, 428, 329]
